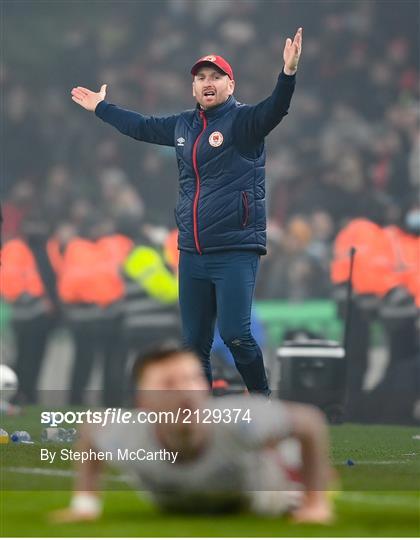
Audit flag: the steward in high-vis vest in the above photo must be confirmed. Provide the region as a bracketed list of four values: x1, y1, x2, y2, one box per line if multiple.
[115, 218, 180, 383]
[332, 209, 420, 311]
[331, 219, 398, 313]
[378, 202, 419, 377]
[123, 246, 179, 333]
[330, 218, 394, 420]
[71, 28, 303, 395]
[0, 223, 56, 405]
[366, 202, 419, 426]
[331, 209, 420, 423]
[331, 217, 419, 323]
[57, 219, 126, 406]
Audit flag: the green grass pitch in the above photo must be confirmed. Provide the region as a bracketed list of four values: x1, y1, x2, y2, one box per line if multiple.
[1, 407, 419, 537]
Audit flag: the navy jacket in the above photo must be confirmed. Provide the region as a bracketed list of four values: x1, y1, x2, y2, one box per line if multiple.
[95, 69, 296, 255]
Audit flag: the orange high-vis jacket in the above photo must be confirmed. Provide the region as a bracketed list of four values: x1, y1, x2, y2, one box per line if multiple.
[331, 219, 382, 284]
[0, 238, 46, 301]
[95, 234, 133, 306]
[96, 234, 133, 267]
[330, 219, 399, 297]
[58, 236, 128, 307]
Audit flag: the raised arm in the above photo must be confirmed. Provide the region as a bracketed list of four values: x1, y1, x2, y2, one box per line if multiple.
[71, 84, 178, 147]
[233, 27, 302, 153]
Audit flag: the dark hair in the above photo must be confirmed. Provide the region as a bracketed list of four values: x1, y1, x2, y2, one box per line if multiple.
[131, 342, 197, 382]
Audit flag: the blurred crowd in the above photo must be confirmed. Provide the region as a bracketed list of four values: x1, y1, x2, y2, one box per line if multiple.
[2, 0, 419, 300]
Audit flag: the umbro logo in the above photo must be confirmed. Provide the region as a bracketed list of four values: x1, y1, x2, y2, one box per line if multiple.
[176, 137, 185, 146]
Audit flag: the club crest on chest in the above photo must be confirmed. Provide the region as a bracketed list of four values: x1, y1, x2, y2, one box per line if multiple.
[208, 131, 224, 147]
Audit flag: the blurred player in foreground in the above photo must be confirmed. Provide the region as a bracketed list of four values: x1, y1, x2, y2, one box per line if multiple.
[51, 347, 333, 524]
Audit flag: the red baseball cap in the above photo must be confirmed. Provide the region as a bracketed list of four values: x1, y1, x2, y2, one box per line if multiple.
[191, 55, 234, 80]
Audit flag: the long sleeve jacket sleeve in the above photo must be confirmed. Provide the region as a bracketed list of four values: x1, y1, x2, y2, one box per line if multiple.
[95, 102, 179, 147]
[232, 69, 296, 157]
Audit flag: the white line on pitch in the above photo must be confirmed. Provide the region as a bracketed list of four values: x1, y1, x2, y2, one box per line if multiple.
[4, 466, 128, 483]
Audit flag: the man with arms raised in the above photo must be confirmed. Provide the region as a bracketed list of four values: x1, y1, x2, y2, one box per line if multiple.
[70, 28, 303, 397]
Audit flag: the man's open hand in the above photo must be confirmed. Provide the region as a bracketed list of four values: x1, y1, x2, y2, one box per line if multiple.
[283, 27, 303, 75]
[71, 84, 107, 112]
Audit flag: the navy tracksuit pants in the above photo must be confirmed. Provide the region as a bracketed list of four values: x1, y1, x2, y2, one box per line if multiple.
[179, 250, 270, 396]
